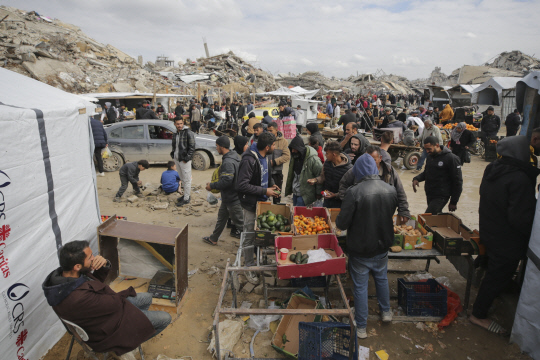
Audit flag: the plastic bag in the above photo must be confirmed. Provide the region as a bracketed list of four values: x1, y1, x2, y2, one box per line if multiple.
[312, 199, 324, 207]
[101, 147, 112, 159]
[248, 303, 281, 332]
[207, 191, 218, 205]
[307, 248, 332, 264]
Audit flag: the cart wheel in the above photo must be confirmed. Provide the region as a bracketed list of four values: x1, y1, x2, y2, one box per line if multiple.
[403, 151, 421, 170]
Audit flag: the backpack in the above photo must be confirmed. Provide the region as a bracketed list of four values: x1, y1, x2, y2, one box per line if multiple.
[210, 165, 221, 194]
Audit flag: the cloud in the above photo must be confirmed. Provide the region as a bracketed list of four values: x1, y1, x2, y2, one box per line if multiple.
[2, 0, 540, 80]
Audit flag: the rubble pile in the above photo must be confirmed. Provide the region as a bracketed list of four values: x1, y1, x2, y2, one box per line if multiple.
[0, 6, 278, 96]
[276, 71, 354, 90]
[484, 50, 540, 74]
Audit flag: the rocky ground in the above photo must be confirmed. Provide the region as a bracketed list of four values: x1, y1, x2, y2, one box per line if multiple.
[43, 132, 531, 360]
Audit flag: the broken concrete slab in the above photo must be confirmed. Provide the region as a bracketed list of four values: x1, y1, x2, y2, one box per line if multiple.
[152, 202, 169, 210]
[22, 58, 83, 82]
[126, 195, 139, 203]
[240, 282, 256, 294]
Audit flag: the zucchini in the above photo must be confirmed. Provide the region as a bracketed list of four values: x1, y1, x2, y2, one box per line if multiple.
[295, 252, 302, 264]
[284, 226, 291, 232]
[283, 219, 289, 225]
[301, 258, 309, 264]
[257, 219, 261, 228]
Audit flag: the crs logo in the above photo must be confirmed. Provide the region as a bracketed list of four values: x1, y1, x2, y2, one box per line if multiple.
[0, 170, 10, 189]
[8, 283, 30, 334]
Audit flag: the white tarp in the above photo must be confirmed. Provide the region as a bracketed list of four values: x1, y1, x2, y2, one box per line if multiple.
[511, 195, 540, 359]
[0, 67, 101, 359]
[516, 71, 540, 137]
[472, 77, 521, 105]
[255, 86, 319, 98]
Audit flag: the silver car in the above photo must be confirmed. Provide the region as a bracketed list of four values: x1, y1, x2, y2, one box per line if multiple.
[102, 120, 221, 171]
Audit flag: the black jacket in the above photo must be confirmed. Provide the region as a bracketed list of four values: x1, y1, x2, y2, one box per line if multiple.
[230, 103, 237, 117]
[174, 105, 185, 118]
[480, 157, 540, 260]
[322, 154, 352, 194]
[237, 105, 246, 119]
[135, 107, 145, 120]
[505, 113, 521, 131]
[119, 162, 140, 183]
[413, 147, 463, 205]
[481, 113, 501, 135]
[337, 113, 355, 127]
[236, 149, 274, 212]
[141, 109, 158, 119]
[210, 151, 241, 204]
[336, 175, 398, 258]
[450, 129, 475, 157]
[170, 127, 196, 162]
[90, 117, 108, 148]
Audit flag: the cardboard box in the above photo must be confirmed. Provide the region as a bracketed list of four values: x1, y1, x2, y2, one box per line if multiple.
[255, 202, 293, 247]
[393, 216, 433, 250]
[419, 213, 477, 255]
[271, 295, 323, 358]
[327, 208, 346, 237]
[275, 234, 346, 279]
[292, 206, 334, 236]
[460, 226, 484, 255]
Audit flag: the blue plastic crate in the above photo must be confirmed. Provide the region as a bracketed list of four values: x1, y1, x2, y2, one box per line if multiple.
[398, 278, 448, 317]
[298, 322, 357, 360]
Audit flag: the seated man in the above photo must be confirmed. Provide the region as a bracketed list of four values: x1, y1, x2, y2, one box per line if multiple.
[43, 241, 171, 357]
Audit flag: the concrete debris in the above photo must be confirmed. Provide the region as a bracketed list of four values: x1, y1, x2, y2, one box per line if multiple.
[0, 6, 277, 97]
[486, 50, 540, 73]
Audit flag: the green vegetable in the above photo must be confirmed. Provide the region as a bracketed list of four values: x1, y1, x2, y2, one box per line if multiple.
[283, 219, 289, 225]
[301, 254, 309, 262]
[261, 222, 270, 229]
[301, 258, 309, 264]
[262, 215, 267, 223]
[290, 253, 296, 262]
[257, 219, 261, 228]
[268, 215, 275, 222]
[278, 225, 284, 231]
[275, 221, 282, 228]
[295, 252, 302, 264]
[284, 226, 291, 232]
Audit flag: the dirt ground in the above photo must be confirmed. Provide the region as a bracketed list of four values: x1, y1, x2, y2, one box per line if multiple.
[43, 138, 531, 360]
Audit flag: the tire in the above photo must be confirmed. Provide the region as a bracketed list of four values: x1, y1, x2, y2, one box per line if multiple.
[403, 151, 421, 170]
[103, 151, 124, 172]
[192, 150, 211, 171]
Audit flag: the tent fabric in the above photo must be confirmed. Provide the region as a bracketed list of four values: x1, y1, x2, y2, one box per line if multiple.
[472, 77, 521, 105]
[0, 67, 100, 359]
[516, 71, 540, 113]
[511, 195, 540, 359]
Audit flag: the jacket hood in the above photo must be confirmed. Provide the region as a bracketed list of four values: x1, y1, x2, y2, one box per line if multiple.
[223, 150, 240, 163]
[42, 268, 88, 306]
[381, 149, 392, 166]
[444, 104, 451, 110]
[497, 136, 530, 163]
[337, 153, 351, 166]
[306, 123, 319, 135]
[352, 153, 379, 181]
[289, 135, 306, 153]
[350, 133, 368, 153]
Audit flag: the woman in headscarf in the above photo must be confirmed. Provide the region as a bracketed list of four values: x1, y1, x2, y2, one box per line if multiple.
[306, 123, 325, 150]
[449, 122, 475, 165]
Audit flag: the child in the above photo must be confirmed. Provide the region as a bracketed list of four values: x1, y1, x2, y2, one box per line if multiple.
[309, 135, 325, 164]
[113, 160, 149, 202]
[161, 161, 182, 195]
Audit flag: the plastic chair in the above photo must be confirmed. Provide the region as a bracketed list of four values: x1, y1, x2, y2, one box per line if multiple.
[60, 318, 144, 360]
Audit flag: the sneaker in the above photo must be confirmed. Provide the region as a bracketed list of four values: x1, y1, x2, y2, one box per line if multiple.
[226, 218, 233, 229]
[382, 310, 393, 322]
[113, 197, 121, 202]
[357, 328, 367, 339]
[177, 195, 184, 202]
[97, 172, 105, 177]
[175, 198, 190, 207]
[246, 271, 259, 285]
[230, 227, 241, 239]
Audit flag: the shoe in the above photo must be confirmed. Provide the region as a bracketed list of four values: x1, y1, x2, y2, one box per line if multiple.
[230, 227, 241, 239]
[176, 198, 190, 207]
[135, 193, 144, 198]
[113, 197, 121, 202]
[177, 195, 184, 202]
[382, 310, 393, 322]
[357, 328, 367, 339]
[246, 271, 259, 285]
[97, 172, 105, 177]
[226, 219, 233, 229]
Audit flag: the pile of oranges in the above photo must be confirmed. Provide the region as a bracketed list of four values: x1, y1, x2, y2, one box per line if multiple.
[438, 123, 478, 131]
[294, 215, 331, 235]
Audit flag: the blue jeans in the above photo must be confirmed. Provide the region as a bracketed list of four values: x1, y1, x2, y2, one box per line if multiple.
[416, 148, 427, 170]
[127, 293, 172, 339]
[349, 252, 390, 329]
[293, 194, 305, 206]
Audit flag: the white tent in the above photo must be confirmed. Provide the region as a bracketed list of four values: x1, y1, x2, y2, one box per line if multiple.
[254, 86, 319, 98]
[0, 68, 101, 359]
[472, 77, 521, 119]
[516, 71, 540, 137]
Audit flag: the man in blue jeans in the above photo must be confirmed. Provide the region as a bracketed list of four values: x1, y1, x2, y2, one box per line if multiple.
[336, 154, 398, 339]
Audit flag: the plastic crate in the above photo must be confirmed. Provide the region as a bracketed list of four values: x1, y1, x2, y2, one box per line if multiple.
[397, 278, 448, 317]
[298, 322, 358, 360]
[290, 276, 327, 288]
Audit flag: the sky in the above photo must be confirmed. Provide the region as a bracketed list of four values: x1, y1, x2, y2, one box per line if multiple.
[3, 0, 540, 79]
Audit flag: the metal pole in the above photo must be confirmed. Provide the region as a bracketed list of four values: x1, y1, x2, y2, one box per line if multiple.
[213, 260, 231, 360]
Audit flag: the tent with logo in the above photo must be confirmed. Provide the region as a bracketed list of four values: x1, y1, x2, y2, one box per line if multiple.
[0, 67, 100, 359]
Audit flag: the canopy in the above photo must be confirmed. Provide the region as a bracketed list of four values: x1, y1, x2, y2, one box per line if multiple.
[516, 71, 540, 137]
[0, 67, 101, 359]
[254, 86, 319, 98]
[472, 77, 521, 105]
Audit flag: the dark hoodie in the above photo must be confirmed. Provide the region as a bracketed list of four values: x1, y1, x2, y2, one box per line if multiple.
[479, 136, 540, 260]
[210, 150, 241, 204]
[236, 142, 274, 212]
[413, 146, 463, 205]
[42, 266, 154, 355]
[285, 136, 323, 205]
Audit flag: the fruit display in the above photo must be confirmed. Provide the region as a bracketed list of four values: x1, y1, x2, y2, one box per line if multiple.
[257, 210, 291, 233]
[439, 123, 478, 131]
[489, 139, 498, 144]
[289, 251, 309, 264]
[293, 215, 331, 235]
[393, 224, 432, 237]
[465, 124, 478, 131]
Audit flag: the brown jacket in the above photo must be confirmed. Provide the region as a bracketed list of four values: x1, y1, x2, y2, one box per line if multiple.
[43, 267, 154, 355]
[267, 132, 291, 174]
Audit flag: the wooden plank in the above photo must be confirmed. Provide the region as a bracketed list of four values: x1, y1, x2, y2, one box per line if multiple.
[99, 220, 183, 245]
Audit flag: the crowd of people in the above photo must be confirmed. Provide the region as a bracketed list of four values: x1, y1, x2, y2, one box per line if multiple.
[58, 91, 536, 358]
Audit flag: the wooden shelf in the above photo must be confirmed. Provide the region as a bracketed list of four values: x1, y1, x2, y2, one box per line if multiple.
[99, 219, 181, 245]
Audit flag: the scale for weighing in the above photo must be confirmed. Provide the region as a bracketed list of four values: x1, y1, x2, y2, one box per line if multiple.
[148, 271, 176, 300]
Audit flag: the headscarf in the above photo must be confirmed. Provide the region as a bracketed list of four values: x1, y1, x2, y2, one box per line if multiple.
[289, 135, 306, 175]
[233, 136, 249, 155]
[306, 123, 319, 135]
[450, 122, 467, 143]
[105, 102, 111, 108]
[352, 153, 379, 181]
